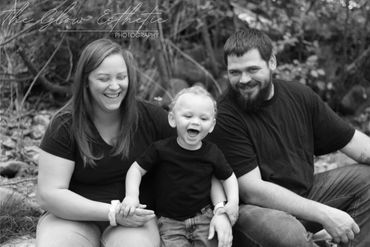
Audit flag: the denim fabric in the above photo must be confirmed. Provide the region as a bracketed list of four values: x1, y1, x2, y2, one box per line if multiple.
[233, 164, 370, 247]
[158, 206, 217, 247]
[36, 213, 101, 247]
[36, 212, 160, 247]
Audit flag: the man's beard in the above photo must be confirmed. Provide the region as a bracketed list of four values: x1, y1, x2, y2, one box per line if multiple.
[228, 77, 273, 113]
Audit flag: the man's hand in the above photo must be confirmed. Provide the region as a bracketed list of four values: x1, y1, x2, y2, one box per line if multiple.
[116, 206, 156, 227]
[321, 206, 360, 244]
[224, 201, 239, 226]
[120, 196, 140, 216]
[208, 213, 232, 247]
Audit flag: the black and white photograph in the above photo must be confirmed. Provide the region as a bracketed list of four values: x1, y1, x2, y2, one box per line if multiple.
[1, 0, 370, 246]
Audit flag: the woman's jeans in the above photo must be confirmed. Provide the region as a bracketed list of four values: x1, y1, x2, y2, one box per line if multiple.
[233, 164, 370, 247]
[36, 213, 160, 247]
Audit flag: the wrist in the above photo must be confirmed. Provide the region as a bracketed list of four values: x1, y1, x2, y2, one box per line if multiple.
[108, 200, 120, 226]
[226, 199, 238, 206]
[213, 201, 226, 215]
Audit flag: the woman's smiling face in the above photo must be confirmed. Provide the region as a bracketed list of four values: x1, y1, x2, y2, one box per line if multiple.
[88, 53, 128, 115]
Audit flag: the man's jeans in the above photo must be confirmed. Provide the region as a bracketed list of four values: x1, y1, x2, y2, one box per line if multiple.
[158, 206, 217, 247]
[233, 164, 370, 247]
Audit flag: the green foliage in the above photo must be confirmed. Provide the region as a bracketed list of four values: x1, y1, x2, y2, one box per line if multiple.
[0, 0, 369, 109]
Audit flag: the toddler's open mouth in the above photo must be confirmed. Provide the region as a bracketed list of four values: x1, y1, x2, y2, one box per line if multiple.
[187, 129, 200, 137]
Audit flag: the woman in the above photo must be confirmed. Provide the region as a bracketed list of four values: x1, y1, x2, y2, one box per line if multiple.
[36, 39, 232, 247]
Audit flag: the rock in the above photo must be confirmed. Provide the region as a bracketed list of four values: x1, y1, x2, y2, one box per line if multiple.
[329, 152, 356, 167]
[0, 160, 28, 178]
[314, 152, 356, 174]
[24, 146, 41, 164]
[2, 235, 35, 247]
[30, 125, 46, 140]
[339, 85, 369, 115]
[1, 136, 16, 149]
[33, 114, 50, 127]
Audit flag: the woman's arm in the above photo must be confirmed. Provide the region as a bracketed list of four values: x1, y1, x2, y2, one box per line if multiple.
[37, 150, 110, 221]
[38, 150, 156, 226]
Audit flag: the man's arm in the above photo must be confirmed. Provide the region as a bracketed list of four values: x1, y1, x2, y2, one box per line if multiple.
[341, 130, 370, 164]
[239, 166, 359, 243]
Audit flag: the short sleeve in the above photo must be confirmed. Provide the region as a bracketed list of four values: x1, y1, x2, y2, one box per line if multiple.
[138, 101, 176, 140]
[39, 113, 75, 161]
[209, 109, 258, 178]
[136, 143, 159, 172]
[311, 93, 355, 155]
[212, 146, 234, 180]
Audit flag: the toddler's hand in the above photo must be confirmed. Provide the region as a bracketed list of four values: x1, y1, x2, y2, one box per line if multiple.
[224, 201, 239, 226]
[120, 196, 140, 217]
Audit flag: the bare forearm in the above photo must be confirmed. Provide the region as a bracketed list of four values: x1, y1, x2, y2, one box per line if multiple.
[241, 180, 330, 224]
[341, 130, 370, 164]
[38, 188, 110, 221]
[210, 176, 227, 205]
[222, 173, 239, 204]
[125, 163, 145, 198]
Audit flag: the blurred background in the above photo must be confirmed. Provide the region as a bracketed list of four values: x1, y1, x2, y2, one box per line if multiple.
[0, 0, 369, 245]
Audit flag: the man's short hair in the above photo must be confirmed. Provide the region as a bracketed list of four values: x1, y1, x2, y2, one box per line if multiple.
[224, 28, 273, 65]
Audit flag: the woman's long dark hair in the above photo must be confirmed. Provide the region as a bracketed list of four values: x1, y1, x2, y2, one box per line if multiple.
[55, 39, 139, 166]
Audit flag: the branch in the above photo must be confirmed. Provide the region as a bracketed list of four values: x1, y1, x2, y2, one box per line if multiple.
[346, 46, 370, 73]
[305, 0, 318, 14]
[0, 23, 38, 47]
[199, 17, 219, 76]
[65, 38, 73, 82]
[16, 42, 71, 95]
[0, 177, 37, 186]
[166, 39, 222, 94]
[19, 35, 67, 109]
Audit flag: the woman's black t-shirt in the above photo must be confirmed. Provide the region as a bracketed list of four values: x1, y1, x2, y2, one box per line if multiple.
[40, 100, 174, 208]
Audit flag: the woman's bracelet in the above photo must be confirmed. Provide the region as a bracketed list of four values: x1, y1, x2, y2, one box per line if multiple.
[108, 200, 120, 226]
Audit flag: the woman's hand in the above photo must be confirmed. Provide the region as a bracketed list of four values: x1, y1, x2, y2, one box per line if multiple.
[208, 213, 233, 247]
[116, 206, 156, 227]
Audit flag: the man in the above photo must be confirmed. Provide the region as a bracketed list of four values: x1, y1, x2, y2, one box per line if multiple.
[209, 29, 370, 247]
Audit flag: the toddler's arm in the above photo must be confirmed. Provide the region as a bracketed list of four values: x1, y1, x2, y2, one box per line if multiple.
[120, 162, 147, 216]
[211, 176, 227, 205]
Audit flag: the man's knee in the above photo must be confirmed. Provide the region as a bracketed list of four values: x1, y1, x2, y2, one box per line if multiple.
[235, 205, 314, 247]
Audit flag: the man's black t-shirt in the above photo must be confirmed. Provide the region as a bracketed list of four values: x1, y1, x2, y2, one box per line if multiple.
[136, 137, 233, 220]
[40, 100, 174, 208]
[210, 80, 355, 196]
